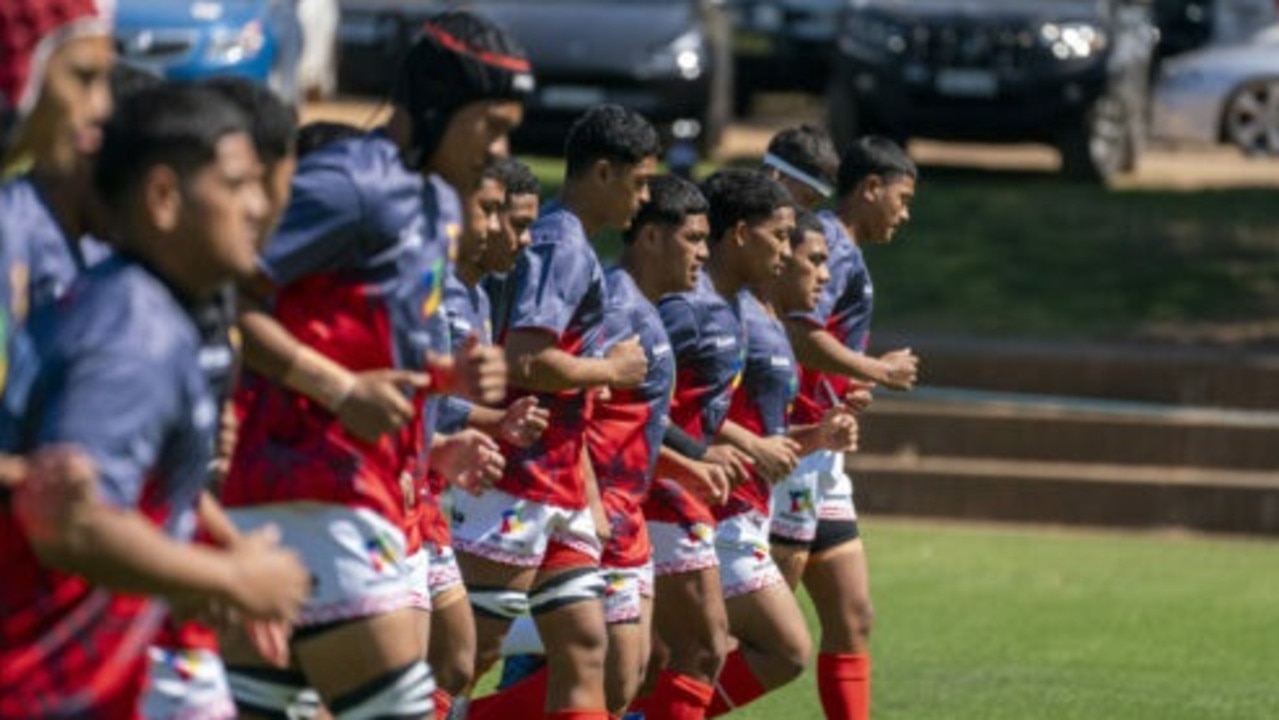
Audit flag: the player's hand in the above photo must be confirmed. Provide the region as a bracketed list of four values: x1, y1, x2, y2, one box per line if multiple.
[244, 618, 293, 669]
[606, 335, 648, 389]
[674, 459, 731, 506]
[747, 435, 801, 484]
[702, 443, 751, 488]
[843, 382, 875, 413]
[13, 445, 99, 544]
[225, 525, 309, 622]
[820, 407, 860, 453]
[432, 429, 505, 495]
[452, 334, 507, 405]
[877, 348, 919, 391]
[335, 370, 430, 442]
[498, 396, 549, 448]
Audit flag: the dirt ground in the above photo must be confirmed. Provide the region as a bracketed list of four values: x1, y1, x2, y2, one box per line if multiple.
[302, 95, 1279, 191]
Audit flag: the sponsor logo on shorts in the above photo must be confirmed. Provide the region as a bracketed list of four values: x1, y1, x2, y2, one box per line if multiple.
[788, 488, 814, 514]
[500, 502, 528, 536]
[160, 648, 203, 682]
[751, 542, 769, 563]
[682, 522, 714, 545]
[603, 573, 627, 597]
[366, 533, 398, 573]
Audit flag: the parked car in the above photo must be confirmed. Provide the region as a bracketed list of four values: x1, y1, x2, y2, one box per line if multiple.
[1151, 24, 1279, 154]
[337, 0, 732, 156]
[724, 0, 842, 115]
[114, 0, 303, 101]
[827, 0, 1159, 183]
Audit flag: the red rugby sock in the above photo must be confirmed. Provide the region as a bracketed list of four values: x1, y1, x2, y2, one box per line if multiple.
[632, 669, 715, 720]
[816, 652, 871, 720]
[466, 667, 548, 720]
[705, 650, 766, 717]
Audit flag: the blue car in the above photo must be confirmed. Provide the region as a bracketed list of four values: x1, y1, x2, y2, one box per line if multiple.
[113, 0, 302, 100]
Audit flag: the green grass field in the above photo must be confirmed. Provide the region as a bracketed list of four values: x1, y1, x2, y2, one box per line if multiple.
[523, 158, 1279, 342]
[732, 519, 1279, 720]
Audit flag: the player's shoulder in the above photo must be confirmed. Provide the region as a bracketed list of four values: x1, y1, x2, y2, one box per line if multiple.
[297, 130, 420, 207]
[529, 204, 588, 247]
[43, 258, 195, 362]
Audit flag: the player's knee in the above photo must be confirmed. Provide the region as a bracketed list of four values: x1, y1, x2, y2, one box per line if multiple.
[778, 627, 814, 683]
[432, 649, 474, 696]
[854, 599, 875, 642]
[604, 659, 645, 714]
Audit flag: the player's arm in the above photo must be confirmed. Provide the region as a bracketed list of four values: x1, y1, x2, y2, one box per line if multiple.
[717, 419, 800, 483]
[786, 406, 859, 457]
[0, 453, 26, 487]
[785, 318, 916, 390]
[504, 329, 646, 393]
[462, 395, 548, 448]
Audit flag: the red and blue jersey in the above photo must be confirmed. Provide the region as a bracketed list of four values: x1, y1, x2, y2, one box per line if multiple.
[789, 210, 873, 421]
[495, 203, 607, 510]
[0, 256, 216, 719]
[643, 271, 746, 526]
[720, 290, 799, 520]
[588, 267, 675, 561]
[437, 270, 493, 434]
[222, 131, 460, 536]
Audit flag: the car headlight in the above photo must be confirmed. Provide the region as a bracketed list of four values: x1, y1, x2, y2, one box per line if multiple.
[639, 30, 706, 81]
[1040, 21, 1107, 60]
[206, 20, 266, 63]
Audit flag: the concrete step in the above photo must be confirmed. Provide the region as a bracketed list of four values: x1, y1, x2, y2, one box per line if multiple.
[871, 332, 1279, 410]
[848, 454, 1279, 536]
[861, 388, 1279, 471]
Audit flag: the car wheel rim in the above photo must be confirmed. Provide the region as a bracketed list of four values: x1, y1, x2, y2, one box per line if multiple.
[1226, 82, 1279, 155]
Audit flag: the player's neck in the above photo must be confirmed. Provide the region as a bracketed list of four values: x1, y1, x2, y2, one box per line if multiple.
[619, 249, 663, 303]
[835, 198, 864, 246]
[457, 257, 484, 286]
[706, 253, 745, 298]
[558, 183, 606, 238]
[30, 164, 89, 242]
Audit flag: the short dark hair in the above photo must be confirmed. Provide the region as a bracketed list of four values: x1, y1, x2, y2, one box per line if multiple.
[623, 174, 708, 244]
[564, 104, 661, 178]
[200, 76, 297, 166]
[487, 156, 540, 199]
[836, 136, 917, 197]
[790, 210, 825, 248]
[94, 84, 252, 206]
[295, 120, 362, 159]
[110, 62, 164, 103]
[701, 168, 793, 243]
[766, 125, 838, 188]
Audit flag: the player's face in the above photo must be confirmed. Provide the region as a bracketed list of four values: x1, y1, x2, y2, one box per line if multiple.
[484, 191, 537, 274]
[776, 229, 830, 314]
[180, 132, 268, 279]
[463, 177, 505, 268]
[432, 100, 524, 192]
[778, 174, 824, 212]
[604, 156, 658, 230]
[21, 35, 114, 172]
[657, 213, 710, 294]
[741, 205, 795, 286]
[259, 154, 297, 247]
[866, 174, 916, 243]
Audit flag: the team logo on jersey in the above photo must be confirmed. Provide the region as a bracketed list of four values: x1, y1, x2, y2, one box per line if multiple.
[789, 488, 814, 514]
[366, 533, 398, 573]
[500, 502, 527, 536]
[419, 257, 447, 318]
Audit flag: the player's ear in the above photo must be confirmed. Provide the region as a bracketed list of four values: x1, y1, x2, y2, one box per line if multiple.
[592, 157, 613, 188]
[861, 174, 884, 204]
[144, 164, 183, 234]
[732, 219, 749, 248]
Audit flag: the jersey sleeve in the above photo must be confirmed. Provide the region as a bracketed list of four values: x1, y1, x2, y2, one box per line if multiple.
[436, 396, 474, 434]
[32, 348, 178, 509]
[505, 240, 593, 339]
[259, 163, 368, 286]
[658, 295, 701, 360]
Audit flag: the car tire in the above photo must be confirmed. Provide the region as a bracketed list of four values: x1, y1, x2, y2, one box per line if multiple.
[1221, 80, 1279, 156]
[1059, 91, 1133, 184]
[826, 73, 860, 152]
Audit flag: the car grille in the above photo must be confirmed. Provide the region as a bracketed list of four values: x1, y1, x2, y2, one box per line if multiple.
[903, 22, 1040, 73]
[116, 29, 199, 63]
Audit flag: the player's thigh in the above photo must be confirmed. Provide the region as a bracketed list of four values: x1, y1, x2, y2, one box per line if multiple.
[804, 536, 873, 648]
[770, 541, 811, 590]
[652, 566, 729, 658]
[429, 589, 477, 690]
[724, 581, 812, 677]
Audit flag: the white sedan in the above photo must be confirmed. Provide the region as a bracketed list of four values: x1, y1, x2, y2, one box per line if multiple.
[1152, 25, 1279, 155]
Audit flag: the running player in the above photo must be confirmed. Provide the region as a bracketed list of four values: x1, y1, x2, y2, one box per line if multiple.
[763, 128, 919, 720]
[0, 82, 309, 720]
[456, 104, 658, 720]
[141, 77, 301, 720]
[218, 12, 529, 720]
[697, 169, 852, 717]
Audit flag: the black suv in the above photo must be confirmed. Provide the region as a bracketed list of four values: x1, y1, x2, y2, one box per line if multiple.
[827, 0, 1159, 182]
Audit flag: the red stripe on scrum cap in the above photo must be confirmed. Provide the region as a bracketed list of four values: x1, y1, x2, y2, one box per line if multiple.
[423, 24, 532, 75]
